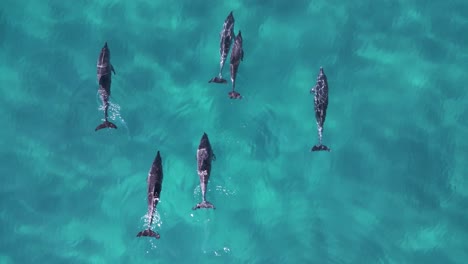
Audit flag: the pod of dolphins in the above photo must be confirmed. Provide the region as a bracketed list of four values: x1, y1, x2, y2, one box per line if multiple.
[94, 11, 331, 239]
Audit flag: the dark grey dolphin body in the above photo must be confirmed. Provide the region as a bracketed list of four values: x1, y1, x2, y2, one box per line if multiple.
[209, 11, 235, 84]
[137, 151, 163, 239]
[193, 133, 216, 210]
[228, 31, 244, 99]
[95, 42, 117, 131]
[310, 67, 331, 152]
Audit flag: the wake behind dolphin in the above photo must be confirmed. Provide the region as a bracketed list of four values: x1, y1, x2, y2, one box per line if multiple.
[95, 92, 130, 137]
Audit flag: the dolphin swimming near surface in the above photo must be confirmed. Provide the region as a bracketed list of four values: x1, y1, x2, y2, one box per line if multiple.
[95, 42, 117, 131]
[137, 150, 164, 239]
[209, 11, 235, 84]
[193, 133, 216, 210]
[228, 30, 244, 99]
[310, 67, 331, 152]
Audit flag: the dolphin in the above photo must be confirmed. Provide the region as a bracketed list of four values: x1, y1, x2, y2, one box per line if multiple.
[310, 67, 331, 152]
[193, 133, 216, 210]
[209, 11, 235, 84]
[228, 30, 244, 99]
[95, 42, 117, 131]
[137, 150, 163, 239]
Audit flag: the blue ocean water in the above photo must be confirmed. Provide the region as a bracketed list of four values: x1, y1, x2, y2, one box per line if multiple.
[1, 0, 467, 263]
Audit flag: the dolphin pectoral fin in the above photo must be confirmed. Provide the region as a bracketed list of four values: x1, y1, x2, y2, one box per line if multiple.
[212, 153, 216, 161]
[311, 145, 330, 152]
[192, 201, 215, 210]
[209, 76, 228, 83]
[136, 229, 160, 239]
[111, 65, 116, 75]
[95, 120, 118, 131]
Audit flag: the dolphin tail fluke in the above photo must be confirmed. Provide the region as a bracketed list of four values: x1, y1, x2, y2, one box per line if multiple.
[192, 201, 215, 210]
[136, 229, 160, 239]
[95, 120, 118, 131]
[311, 145, 331, 152]
[228, 91, 242, 99]
[208, 76, 228, 83]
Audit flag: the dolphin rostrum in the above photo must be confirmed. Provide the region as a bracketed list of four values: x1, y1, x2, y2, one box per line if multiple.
[209, 11, 235, 84]
[137, 150, 163, 239]
[95, 42, 117, 131]
[193, 133, 216, 210]
[310, 67, 331, 152]
[228, 30, 244, 99]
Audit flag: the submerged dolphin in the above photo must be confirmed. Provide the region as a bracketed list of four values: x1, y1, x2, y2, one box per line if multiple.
[310, 67, 331, 152]
[95, 42, 117, 131]
[228, 30, 244, 99]
[209, 11, 235, 84]
[137, 151, 163, 239]
[193, 133, 216, 210]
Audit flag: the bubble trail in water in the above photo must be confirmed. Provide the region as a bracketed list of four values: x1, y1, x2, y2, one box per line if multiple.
[139, 211, 162, 251]
[95, 90, 130, 138]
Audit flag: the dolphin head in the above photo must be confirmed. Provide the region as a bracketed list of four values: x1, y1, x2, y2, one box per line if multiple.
[236, 31, 243, 43]
[199, 133, 211, 150]
[318, 67, 327, 81]
[155, 150, 161, 163]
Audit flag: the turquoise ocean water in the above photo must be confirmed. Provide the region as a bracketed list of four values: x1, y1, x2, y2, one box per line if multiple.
[1, 0, 468, 263]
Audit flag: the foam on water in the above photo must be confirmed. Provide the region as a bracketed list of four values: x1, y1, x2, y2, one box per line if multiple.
[139, 210, 162, 251]
[95, 90, 130, 138]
